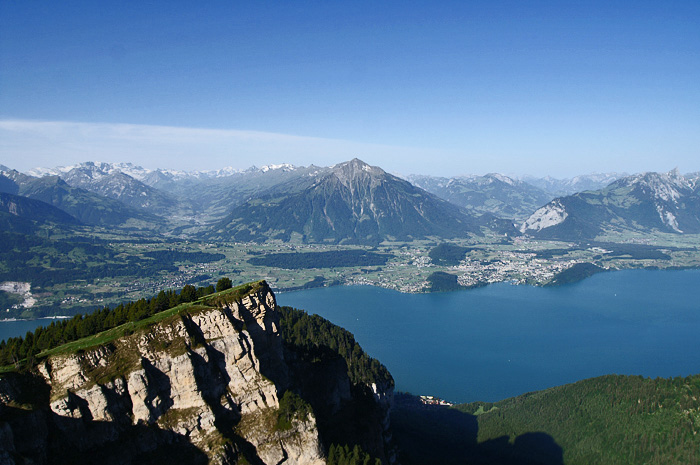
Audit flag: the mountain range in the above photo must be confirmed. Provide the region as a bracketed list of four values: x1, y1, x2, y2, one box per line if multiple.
[42, 162, 179, 215]
[520, 172, 627, 197]
[0, 169, 160, 229]
[28, 161, 314, 219]
[4, 160, 699, 243]
[521, 169, 700, 240]
[204, 159, 497, 245]
[406, 173, 552, 220]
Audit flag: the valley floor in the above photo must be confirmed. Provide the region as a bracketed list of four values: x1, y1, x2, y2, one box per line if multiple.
[2, 229, 700, 319]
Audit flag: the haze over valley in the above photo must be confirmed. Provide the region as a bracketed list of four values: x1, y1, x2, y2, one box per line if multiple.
[2, 1, 700, 464]
[3, 157, 699, 316]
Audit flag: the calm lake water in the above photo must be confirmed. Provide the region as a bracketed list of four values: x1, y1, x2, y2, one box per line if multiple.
[0, 318, 67, 343]
[278, 269, 700, 403]
[2, 270, 698, 404]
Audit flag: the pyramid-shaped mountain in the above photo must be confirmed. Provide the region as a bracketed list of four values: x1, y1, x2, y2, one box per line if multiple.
[520, 169, 700, 240]
[205, 159, 483, 244]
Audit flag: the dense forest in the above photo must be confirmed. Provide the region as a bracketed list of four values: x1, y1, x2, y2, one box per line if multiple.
[546, 263, 605, 286]
[593, 242, 675, 260]
[278, 306, 393, 387]
[248, 250, 390, 269]
[0, 231, 225, 288]
[426, 271, 464, 292]
[279, 275, 331, 292]
[393, 372, 700, 465]
[458, 374, 700, 464]
[428, 243, 472, 266]
[277, 306, 392, 464]
[327, 444, 381, 465]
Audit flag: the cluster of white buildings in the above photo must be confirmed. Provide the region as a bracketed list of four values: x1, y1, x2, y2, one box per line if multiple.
[455, 251, 580, 287]
[419, 395, 453, 406]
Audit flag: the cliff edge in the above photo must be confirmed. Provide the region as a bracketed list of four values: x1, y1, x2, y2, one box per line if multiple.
[0, 281, 394, 465]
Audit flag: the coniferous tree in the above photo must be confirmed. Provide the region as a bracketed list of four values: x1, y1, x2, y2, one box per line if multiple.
[216, 277, 233, 292]
[0, 282, 225, 368]
[180, 284, 197, 302]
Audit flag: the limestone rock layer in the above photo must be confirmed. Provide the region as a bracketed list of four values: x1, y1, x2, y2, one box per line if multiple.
[0, 283, 393, 465]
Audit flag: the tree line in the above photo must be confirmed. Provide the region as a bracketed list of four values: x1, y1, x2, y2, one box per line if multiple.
[327, 444, 381, 465]
[278, 306, 393, 387]
[0, 278, 235, 368]
[248, 250, 390, 269]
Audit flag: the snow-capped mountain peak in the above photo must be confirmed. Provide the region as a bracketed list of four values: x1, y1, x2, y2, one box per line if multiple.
[260, 163, 296, 173]
[616, 169, 692, 203]
[26, 161, 302, 184]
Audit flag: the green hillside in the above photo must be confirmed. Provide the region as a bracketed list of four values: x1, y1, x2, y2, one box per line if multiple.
[1, 171, 161, 229]
[393, 374, 700, 465]
[458, 374, 700, 465]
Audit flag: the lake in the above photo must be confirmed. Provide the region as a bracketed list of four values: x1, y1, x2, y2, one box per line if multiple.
[0, 318, 69, 343]
[2, 269, 698, 404]
[277, 269, 700, 403]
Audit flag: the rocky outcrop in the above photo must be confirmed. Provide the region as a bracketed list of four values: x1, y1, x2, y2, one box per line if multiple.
[520, 170, 700, 240]
[0, 282, 393, 464]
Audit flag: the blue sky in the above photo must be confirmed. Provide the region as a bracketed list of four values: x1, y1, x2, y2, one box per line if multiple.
[1, 1, 699, 176]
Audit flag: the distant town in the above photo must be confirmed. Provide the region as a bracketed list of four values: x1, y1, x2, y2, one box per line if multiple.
[418, 395, 454, 407]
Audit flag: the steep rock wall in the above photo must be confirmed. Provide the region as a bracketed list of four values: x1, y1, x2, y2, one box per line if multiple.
[0, 283, 393, 464]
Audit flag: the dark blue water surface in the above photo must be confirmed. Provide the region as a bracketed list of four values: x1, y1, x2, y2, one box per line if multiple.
[2, 270, 698, 403]
[278, 269, 700, 403]
[0, 318, 64, 343]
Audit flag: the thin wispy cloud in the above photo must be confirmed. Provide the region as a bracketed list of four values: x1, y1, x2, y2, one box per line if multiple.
[1, 120, 691, 177]
[0, 119, 437, 173]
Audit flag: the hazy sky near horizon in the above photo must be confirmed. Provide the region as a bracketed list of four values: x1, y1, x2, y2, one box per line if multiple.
[1, 1, 699, 177]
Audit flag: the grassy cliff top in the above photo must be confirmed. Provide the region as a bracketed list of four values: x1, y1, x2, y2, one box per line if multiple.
[201, 280, 268, 308]
[44, 280, 269, 358]
[0, 280, 268, 372]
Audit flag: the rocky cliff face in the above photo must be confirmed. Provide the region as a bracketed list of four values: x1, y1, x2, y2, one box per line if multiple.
[0, 283, 394, 465]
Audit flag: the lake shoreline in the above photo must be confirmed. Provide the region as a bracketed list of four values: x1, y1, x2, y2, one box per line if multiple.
[3, 269, 699, 405]
[279, 269, 700, 403]
[4, 265, 700, 320]
[276, 264, 700, 295]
